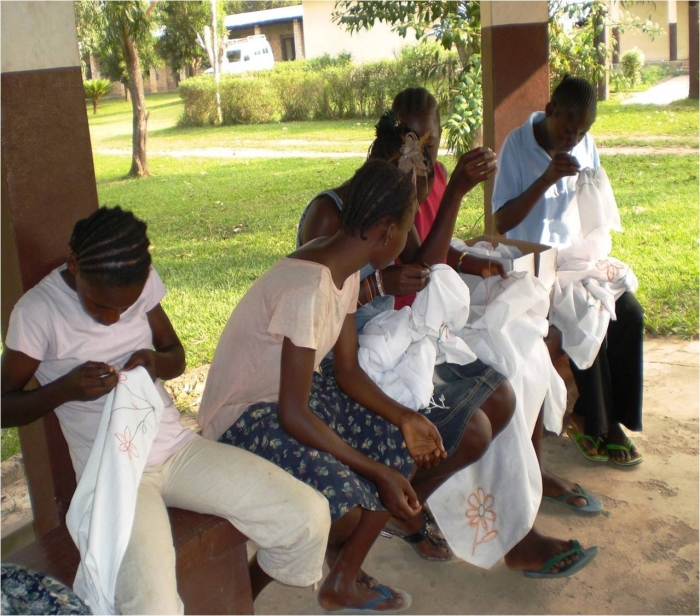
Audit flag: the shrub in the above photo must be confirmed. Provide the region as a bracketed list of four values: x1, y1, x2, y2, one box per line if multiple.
[621, 48, 645, 86]
[83, 78, 113, 114]
[219, 75, 282, 124]
[270, 62, 324, 121]
[178, 76, 219, 127]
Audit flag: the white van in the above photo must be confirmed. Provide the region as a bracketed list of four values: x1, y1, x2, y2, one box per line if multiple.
[206, 35, 275, 75]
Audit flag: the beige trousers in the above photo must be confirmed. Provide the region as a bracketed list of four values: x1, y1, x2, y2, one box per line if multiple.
[114, 435, 330, 614]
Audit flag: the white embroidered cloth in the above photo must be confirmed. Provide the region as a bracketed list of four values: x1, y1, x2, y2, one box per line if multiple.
[358, 265, 476, 410]
[428, 272, 566, 569]
[358, 269, 566, 568]
[66, 367, 164, 614]
[552, 167, 638, 369]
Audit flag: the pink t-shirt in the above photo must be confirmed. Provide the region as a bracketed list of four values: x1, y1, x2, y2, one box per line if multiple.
[199, 258, 359, 441]
[5, 265, 194, 481]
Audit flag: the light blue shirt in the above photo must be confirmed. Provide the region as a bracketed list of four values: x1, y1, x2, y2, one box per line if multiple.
[492, 111, 600, 247]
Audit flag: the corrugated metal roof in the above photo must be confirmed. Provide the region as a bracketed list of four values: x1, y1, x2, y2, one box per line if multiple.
[224, 5, 303, 29]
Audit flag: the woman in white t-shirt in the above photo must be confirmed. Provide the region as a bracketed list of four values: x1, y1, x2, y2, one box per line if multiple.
[1, 206, 331, 614]
[200, 160, 451, 614]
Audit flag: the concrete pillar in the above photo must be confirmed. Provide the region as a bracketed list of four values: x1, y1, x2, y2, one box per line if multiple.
[293, 18, 305, 59]
[1, 0, 98, 535]
[254, 24, 261, 35]
[481, 1, 549, 235]
[669, 0, 678, 61]
[690, 2, 699, 99]
[149, 66, 158, 93]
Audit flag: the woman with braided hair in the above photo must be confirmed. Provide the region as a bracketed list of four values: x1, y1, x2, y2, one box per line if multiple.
[200, 159, 451, 613]
[1, 206, 331, 614]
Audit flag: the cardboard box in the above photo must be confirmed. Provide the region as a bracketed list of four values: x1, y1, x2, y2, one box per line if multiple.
[464, 235, 557, 291]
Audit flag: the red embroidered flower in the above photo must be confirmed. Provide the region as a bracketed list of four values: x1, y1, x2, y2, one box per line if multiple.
[115, 427, 139, 460]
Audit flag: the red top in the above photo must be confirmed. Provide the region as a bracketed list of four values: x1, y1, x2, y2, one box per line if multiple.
[393, 162, 447, 310]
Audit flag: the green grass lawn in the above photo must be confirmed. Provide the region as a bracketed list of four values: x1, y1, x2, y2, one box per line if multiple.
[2, 92, 696, 463]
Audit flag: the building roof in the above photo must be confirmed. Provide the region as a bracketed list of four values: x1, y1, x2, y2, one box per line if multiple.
[224, 5, 303, 29]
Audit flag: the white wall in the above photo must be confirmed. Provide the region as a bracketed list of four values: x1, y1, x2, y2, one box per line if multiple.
[618, 1, 690, 63]
[1, 1, 80, 73]
[302, 1, 412, 62]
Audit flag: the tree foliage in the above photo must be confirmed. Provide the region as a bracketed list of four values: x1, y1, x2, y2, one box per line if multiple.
[333, 1, 482, 155]
[222, 1, 300, 15]
[549, 0, 663, 89]
[83, 78, 113, 114]
[155, 1, 209, 78]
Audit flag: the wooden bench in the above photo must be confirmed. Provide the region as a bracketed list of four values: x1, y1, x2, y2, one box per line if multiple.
[5, 411, 254, 615]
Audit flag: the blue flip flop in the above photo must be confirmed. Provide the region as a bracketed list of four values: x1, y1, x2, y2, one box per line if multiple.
[542, 483, 603, 514]
[522, 540, 599, 579]
[325, 585, 412, 614]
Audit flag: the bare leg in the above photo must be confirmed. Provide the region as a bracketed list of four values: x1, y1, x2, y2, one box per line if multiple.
[532, 407, 587, 508]
[318, 508, 409, 612]
[504, 528, 582, 573]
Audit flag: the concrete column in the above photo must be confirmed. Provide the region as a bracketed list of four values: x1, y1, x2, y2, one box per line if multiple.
[669, 0, 678, 61]
[610, 0, 621, 64]
[2, 0, 98, 535]
[293, 18, 305, 59]
[481, 1, 549, 235]
[690, 2, 699, 99]
[149, 66, 158, 93]
[254, 24, 261, 35]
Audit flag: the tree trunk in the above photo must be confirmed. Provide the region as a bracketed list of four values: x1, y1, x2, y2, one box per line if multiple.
[92, 99, 98, 114]
[120, 25, 150, 178]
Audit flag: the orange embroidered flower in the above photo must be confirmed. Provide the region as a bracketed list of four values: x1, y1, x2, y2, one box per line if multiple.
[466, 487, 498, 555]
[115, 426, 139, 460]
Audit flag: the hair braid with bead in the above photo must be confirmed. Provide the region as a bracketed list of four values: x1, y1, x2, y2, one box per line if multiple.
[69, 206, 151, 286]
[341, 159, 416, 241]
[367, 111, 434, 180]
[551, 75, 598, 114]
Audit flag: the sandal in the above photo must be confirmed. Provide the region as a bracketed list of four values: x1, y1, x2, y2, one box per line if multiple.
[566, 426, 609, 462]
[380, 509, 453, 562]
[606, 437, 644, 466]
[522, 540, 599, 579]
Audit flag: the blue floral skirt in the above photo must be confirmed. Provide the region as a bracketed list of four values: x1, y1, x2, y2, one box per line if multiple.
[1, 564, 90, 615]
[219, 370, 415, 522]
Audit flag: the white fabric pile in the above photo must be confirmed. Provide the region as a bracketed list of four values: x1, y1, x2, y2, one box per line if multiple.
[551, 167, 638, 369]
[66, 367, 164, 615]
[357, 266, 566, 568]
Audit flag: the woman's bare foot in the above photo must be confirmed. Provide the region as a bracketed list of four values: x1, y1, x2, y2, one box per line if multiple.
[541, 468, 588, 508]
[382, 514, 453, 561]
[504, 528, 582, 574]
[568, 414, 606, 457]
[317, 577, 410, 613]
[605, 422, 643, 463]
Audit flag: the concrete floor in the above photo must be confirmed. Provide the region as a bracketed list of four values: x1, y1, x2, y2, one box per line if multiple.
[254, 337, 699, 615]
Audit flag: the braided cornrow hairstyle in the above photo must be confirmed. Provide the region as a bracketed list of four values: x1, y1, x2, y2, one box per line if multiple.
[367, 111, 434, 180]
[341, 159, 416, 241]
[551, 75, 597, 114]
[391, 87, 440, 125]
[69, 206, 151, 286]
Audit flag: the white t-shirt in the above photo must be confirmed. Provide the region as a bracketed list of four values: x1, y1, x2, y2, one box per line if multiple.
[492, 111, 600, 247]
[5, 265, 195, 480]
[199, 258, 359, 441]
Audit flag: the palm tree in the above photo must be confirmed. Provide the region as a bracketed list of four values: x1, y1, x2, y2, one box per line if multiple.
[83, 79, 113, 114]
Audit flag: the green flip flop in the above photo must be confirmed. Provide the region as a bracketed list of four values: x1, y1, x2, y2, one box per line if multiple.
[606, 437, 644, 466]
[522, 540, 599, 579]
[565, 427, 609, 462]
[542, 483, 603, 514]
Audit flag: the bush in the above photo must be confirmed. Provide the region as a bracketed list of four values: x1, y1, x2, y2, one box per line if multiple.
[621, 48, 645, 86]
[270, 62, 324, 121]
[178, 76, 219, 127]
[219, 75, 282, 124]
